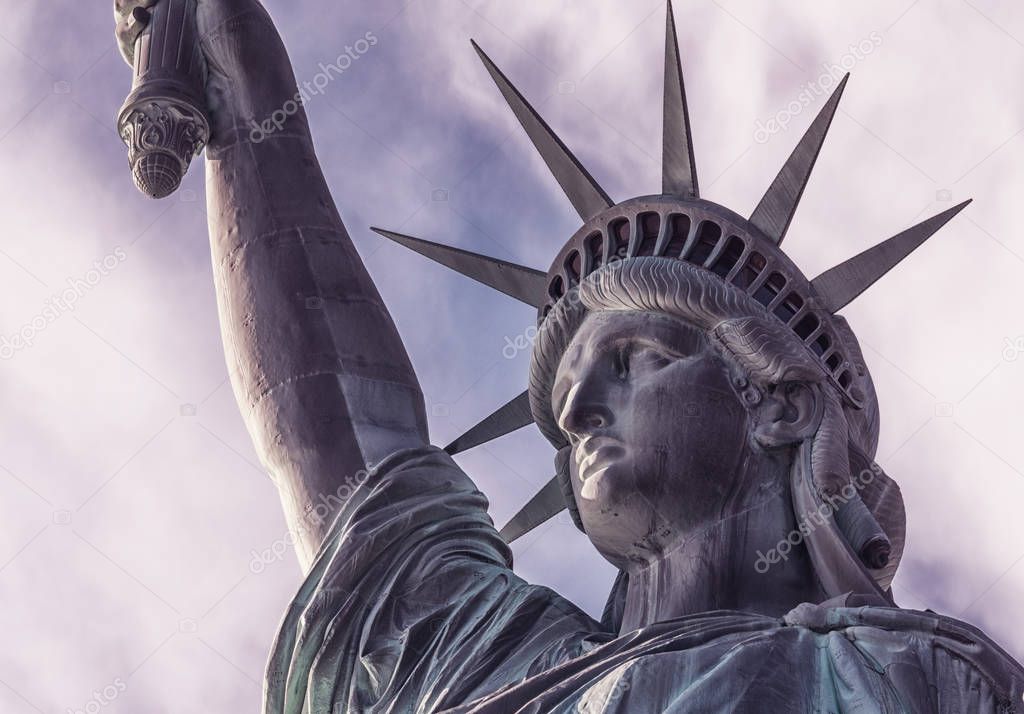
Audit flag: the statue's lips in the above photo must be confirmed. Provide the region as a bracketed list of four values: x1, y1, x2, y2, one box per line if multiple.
[576, 438, 626, 481]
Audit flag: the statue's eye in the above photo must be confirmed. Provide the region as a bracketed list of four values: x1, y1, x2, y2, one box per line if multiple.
[613, 344, 673, 380]
[632, 346, 673, 371]
[613, 345, 630, 380]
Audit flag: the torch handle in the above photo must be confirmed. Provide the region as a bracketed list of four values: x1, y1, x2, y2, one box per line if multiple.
[117, 0, 211, 199]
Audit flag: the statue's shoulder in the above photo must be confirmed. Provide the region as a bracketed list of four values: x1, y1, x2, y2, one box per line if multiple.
[779, 602, 1024, 711]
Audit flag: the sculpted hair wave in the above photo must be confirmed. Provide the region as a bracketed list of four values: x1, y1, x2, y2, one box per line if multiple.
[529, 257, 878, 456]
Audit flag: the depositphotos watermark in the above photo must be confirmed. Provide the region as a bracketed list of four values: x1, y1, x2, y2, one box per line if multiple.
[1002, 336, 1024, 362]
[249, 467, 371, 573]
[249, 31, 378, 144]
[65, 677, 126, 714]
[501, 246, 630, 360]
[753, 31, 882, 144]
[1, 246, 128, 360]
[753, 464, 880, 574]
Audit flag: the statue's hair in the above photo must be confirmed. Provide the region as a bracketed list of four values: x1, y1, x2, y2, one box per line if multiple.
[529, 257, 879, 457]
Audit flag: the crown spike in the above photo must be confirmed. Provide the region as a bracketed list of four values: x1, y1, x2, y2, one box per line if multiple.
[445, 391, 534, 456]
[811, 200, 972, 313]
[372, 228, 549, 307]
[499, 474, 565, 543]
[662, 0, 699, 198]
[472, 40, 614, 222]
[750, 74, 849, 246]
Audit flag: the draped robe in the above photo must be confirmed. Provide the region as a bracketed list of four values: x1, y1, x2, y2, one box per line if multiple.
[264, 446, 1024, 714]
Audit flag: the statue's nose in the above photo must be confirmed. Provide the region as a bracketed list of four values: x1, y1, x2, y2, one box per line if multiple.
[557, 378, 615, 438]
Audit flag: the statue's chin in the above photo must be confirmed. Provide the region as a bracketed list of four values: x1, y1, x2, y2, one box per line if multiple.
[576, 462, 648, 537]
[577, 459, 637, 508]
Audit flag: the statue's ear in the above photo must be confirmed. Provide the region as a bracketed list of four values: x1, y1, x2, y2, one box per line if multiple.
[751, 381, 823, 448]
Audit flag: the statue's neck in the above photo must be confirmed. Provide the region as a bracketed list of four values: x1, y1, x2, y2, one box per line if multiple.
[618, 471, 827, 632]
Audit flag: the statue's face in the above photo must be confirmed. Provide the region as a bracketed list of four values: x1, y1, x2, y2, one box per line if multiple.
[552, 310, 754, 569]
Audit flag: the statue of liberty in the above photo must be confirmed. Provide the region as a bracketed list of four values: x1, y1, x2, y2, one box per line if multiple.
[115, 0, 1024, 711]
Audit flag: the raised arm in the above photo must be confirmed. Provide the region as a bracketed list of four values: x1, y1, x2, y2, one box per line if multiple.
[116, 0, 429, 568]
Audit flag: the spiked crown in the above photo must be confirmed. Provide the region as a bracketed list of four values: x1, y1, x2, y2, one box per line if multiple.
[374, 2, 968, 544]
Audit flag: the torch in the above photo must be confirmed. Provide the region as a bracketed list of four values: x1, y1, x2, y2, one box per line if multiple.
[117, 0, 210, 199]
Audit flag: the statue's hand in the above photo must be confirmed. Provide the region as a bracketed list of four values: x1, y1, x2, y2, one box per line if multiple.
[115, 0, 304, 147]
[114, 0, 157, 66]
[116, 0, 274, 66]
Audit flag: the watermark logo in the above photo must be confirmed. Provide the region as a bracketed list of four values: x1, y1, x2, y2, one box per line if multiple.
[0, 247, 128, 359]
[503, 325, 540, 360]
[249, 32, 379, 144]
[754, 464, 880, 574]
[500, 246, 630, 360]
[65, 677, 126, 714]
[754, 32, 882, 144]
[249, 467, 372, 573]
[1003, 336, 1024, 362]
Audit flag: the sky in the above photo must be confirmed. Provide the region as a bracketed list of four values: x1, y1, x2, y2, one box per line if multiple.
[1, 0, 1023, 711]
